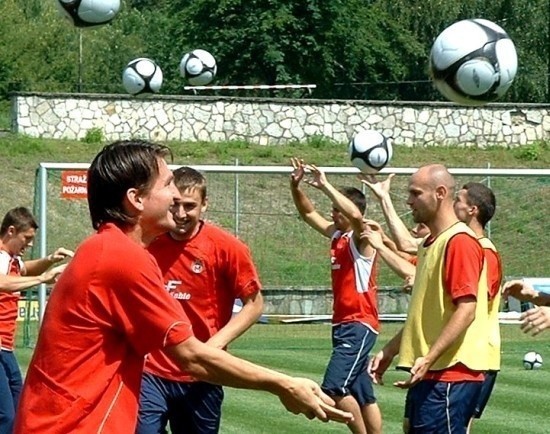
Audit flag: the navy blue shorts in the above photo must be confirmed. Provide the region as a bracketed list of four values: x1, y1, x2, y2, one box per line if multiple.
[137, 372, 224, 434]
[474, 370, 498, 418]
[405, 380, 482, 434]
[321, 322, 377, 406]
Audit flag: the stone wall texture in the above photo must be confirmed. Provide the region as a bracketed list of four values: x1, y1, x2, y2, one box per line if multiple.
[12, 92, 550, 147]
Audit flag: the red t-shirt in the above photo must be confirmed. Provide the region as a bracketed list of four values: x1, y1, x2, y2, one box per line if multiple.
[0, 251, 24, 350]
[423, 232, 485, 382]
[330, 231, 379, 331]
[145, 222, 261, 382]
[15, 223, 193, 434]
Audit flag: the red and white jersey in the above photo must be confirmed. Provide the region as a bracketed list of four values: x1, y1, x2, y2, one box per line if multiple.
[330, 230, 379, 331]
[0, 250, 24, 351]
[15, 223, 193, 434]
[145, 221, 261, 382]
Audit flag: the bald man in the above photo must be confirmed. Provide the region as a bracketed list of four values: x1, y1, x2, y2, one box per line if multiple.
[368, 164, 489, 434]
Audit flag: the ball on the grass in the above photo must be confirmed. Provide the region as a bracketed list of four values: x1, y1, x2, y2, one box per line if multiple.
[429, 18, 518, 106]
[180, 49, 217, 86]
[56, 0, 121, 28]
[349, 130, 393, 174]
[523, 351, 543, 370]
[122, 58, 163, 95]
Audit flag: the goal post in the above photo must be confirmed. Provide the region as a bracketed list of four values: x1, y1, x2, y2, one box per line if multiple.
[30, 163, 550, 336]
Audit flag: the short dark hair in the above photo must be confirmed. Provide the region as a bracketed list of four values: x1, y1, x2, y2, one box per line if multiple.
[0, 207, 38, 236]
[338, 187, 367, 215]
[173, 167, 207, 200]
[462, 182, 496, 228]
[88, 140, 172, 230]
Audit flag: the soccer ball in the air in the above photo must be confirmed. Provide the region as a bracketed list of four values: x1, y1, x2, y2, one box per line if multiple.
[349, 130, 393, 174]
[180, 49, 217, 86]
[523, 351, 543, 370]
[122, 58, 163, 95]
[56, 0, 121, 28]
[429, 18, 518, 106]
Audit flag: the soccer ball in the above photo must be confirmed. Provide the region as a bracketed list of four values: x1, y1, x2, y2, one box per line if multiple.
[180, 49, 217, 86]
[56, 0, 121, 28]
[523, 351, 543, 370]
[122, 58, 163, 95]
[429, 18, 518, 106]
[348, 130, 393, 174]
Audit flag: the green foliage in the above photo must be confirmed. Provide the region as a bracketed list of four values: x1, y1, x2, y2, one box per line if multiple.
[0, 0, 549, 101]
[513, 140, 549, 161]
[81, 127, 104, 144]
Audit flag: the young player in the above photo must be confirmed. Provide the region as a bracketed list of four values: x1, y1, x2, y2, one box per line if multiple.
[368, 164, 489, 434]
[289, 158, 382, 434]
[453, 182, 503, 431]
[14, 141, 352, 433]
[138, 166, 263, 434]
[0, 207, 73, 433]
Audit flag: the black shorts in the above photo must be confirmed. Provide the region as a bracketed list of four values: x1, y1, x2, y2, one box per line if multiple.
[321, 322, 378, 406]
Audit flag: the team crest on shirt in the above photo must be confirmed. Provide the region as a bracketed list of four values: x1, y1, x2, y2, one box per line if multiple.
[191, 260, 204, 274]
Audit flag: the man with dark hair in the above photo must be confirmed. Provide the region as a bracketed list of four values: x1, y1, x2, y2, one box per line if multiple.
[454, 182, 502, 432]
[138, 166, 264, 434]
[289, 158, 382, 434]
[15, 141, 352, 433]
[0, 207, 72, 433]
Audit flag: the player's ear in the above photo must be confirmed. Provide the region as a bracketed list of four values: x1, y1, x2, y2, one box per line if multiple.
[201, 196, 209, 213]
[125, 188, 144, 213]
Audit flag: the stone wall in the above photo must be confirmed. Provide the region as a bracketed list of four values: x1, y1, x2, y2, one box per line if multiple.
[12, 92, 550, 147]
[262, 287, 409, 316]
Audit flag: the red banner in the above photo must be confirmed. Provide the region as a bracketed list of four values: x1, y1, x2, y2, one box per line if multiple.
[61, 170, 88, 199]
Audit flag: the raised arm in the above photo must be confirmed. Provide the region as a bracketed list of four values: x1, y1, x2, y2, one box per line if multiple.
[289, 158, 334, 238]
[361, 222, 416, 280]
[360, 174, 421, 253]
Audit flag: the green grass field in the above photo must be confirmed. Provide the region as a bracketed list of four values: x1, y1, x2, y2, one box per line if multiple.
[16, 322, 550, 433]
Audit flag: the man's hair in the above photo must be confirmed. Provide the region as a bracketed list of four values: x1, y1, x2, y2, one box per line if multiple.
[88, 140, 173, 230]
[338, 187, 367, 214]
[173, 166, 207, 200]
[462, 182, 496, 228]
[0, 207, 38, 236]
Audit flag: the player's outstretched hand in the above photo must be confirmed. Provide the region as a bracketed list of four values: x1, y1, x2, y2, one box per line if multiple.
[40, 264, 67, 284]
[278, 377, 353, 424]
[502, 280, 538, 303]
[47, 247, 74, 264]
[303, 164, 328, 190]
[521, 306, 550, 336]
[394, 356, 430, 389]
[367, 348, 395, 385]
[290, 158, 306, 187]
[358, 173, 395, 199]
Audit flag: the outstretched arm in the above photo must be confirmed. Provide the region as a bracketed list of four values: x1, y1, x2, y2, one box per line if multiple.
[167, 337, 353, 424]
[24, 247, 74, 276]
[502, 280, 550, 306]
[0, 264, 67, 293]
[207, 292, 264, 349]
[359, 174, 421, 253]
[289, 158, 334, 238]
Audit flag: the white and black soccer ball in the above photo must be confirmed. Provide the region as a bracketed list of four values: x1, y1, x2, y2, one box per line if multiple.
[180, 49, 217, 86]
[429, 18, 518, 106]
[349, 130, 393, 174]
[122, 58, 163, 95]
[523, 351, 543, 370]
[56, 0, 121, 28]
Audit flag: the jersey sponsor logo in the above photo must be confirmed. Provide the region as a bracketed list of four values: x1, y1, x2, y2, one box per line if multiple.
[191, 260, 204, 274]
[172, 292, 191, 300]
[331, 255, 341, 270]
[165, 280, 182, 292]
